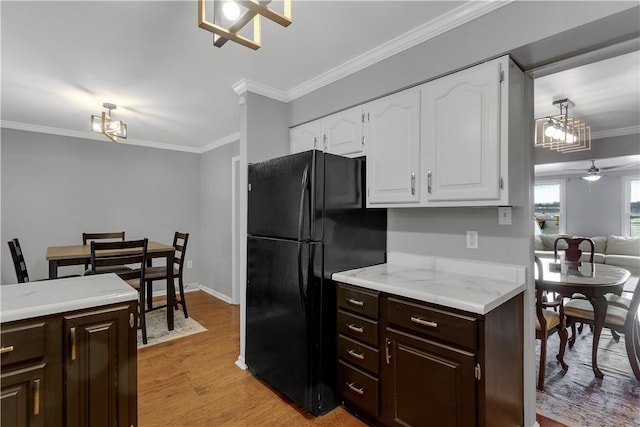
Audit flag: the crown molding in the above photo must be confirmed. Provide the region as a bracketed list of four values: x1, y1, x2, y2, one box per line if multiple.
[200, 132, 240, 153]
[1, 121, 202, 153]
[232, 79, 288, 102]
[592, 126, 640, 140]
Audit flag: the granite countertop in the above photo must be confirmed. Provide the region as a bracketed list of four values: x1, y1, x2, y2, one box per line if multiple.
[1, 273, 138, 323]
[332, 252, 526, 315]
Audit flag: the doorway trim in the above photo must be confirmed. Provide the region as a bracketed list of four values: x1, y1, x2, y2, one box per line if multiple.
[231, 155, 240, 305]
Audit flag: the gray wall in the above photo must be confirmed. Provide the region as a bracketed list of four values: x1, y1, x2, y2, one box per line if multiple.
[1, 128, 201, 286]
[200, 141, 239, 298]
[246, 92, 290, 163]
[534, 133, 640, 165]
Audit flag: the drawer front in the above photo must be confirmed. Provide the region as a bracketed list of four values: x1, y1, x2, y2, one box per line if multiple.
[338, 334, 379, 375]
[338, 360, 379, 417]
[337, 285, 379, 319]
[386, 297, 477, 349]
[1, 322, 46, 367]
[337, 310, 379, 347]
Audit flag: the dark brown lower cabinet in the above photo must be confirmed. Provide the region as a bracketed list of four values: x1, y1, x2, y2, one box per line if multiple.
[1, 302, 137, 427]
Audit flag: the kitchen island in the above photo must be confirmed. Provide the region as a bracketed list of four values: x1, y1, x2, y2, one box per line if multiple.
[1, 274, 138, 427]
[333, 252, 526, 427]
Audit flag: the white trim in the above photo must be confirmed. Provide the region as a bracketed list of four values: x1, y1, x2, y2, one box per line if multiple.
[622, 175, 640, 237]
[199, 285, 234, 305]
[534, 179, 567, 235]
[592, 126, 640, 140]
[232, 79, 288, 101]
[235, 355, 247, 370]
[231, 155, 241, 305]
[200, 132, 240, 153]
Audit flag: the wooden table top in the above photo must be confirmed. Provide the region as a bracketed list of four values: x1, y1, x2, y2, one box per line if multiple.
[46, 241, 174, 260]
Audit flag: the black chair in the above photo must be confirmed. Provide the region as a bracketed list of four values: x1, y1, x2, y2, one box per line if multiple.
[90, 238, 149, 344]
[145, 232, 189, 318]
[82, 231, 126, 273]
[8, 238, 79, 283]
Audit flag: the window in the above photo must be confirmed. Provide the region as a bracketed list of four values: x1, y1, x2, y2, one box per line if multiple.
[534, 180, 565, 235]
[623, 176, 640, 237]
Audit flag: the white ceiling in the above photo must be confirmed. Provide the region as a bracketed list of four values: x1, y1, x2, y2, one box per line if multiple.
[1, 1, 639, 154]
[534, 155, 640, 178]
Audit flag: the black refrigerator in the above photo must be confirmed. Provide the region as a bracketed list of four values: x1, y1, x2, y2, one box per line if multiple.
[246, 149, 386, 415]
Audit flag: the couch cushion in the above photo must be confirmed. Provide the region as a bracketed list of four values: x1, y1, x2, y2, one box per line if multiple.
[534, 235, 544, 250]
[606, 235, 640, 257]
[580, 252, 606, 264]
[534, 250, 555, 259]
[540, 234, 570, 251]
[575, 236, 607, 254]
[604, 255, 640, 275]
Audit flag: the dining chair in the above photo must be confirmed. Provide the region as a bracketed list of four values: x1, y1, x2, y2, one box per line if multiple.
[535, 256, 569, 390]
[145, 232, 189, 318]
[90, 238, 150, 344]
[82, 231, 126, 272]
[554, 236, 595, 264]
[7, 238, 80, 283]
[563, 277, 640, 381]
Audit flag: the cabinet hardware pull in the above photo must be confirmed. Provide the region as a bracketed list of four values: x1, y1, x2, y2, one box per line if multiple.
[385, 338, 391, 365]
[347, 298, 364, 307]
[323, 134, 328, 150]
[411, 173, 416, 195]
[346, 381, 364, 396]
[129, 313, 135, 329]
[0, 345, 14, 354]
[427, 170, 432, 194]
[313, 136, 317, 149]
[70, 327, 77, 361]
[33, 378, 40, 415]
[347, 324, 364, 334]
[475, 363, 482, 380]
[347, 349, 365, 360]
[361, 135, 365, 146]
[410, 316, 437, 328]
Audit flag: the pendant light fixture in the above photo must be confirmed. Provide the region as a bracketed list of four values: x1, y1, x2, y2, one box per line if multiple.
[534, 98, 591, 153]
[198, 0, 292, 50]
[91, 103, 128, 142]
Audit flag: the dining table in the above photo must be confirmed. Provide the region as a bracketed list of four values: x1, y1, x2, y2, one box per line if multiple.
[535, 257, 631, 378]
[46, 240, 176, 330]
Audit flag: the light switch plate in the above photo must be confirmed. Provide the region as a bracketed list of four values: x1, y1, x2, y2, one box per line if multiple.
[498, 206, 512, 225]
[466, 231, 478, 249]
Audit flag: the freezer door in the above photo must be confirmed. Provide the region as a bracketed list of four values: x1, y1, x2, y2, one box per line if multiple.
[246, 236, 317, 412]
[248, 150, 316, 241]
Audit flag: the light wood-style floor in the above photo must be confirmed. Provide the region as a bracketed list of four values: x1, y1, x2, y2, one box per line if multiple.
[138, 290, 565, 427]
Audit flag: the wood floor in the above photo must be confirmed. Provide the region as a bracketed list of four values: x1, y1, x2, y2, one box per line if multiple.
[138, 290, 566, 427]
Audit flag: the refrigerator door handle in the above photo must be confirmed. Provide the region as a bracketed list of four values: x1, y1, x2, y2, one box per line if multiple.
[297, 242, 307, 316]
[297, 164, 310, 241]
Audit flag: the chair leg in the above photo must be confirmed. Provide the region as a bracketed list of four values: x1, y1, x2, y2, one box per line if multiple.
[538, 336, 547, 391]
[556, 327, 569, 371]
[146, 280, 154, 311]
[626, 320, 640, 381]
[139, 287, 147, 345]
[568, 322, 578, 348]
[177, 276, 188, 318]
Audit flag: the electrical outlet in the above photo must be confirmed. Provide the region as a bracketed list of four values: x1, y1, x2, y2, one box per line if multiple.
[186, 260, 193, 269]
[498, 206, 512, 225]
[466, 231, 478, 249]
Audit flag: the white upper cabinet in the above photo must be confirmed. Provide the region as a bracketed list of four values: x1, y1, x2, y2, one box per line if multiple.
[290, 107, 364, 157]
[421, 58, 502, 205]
[290, 120, 322, 153]
[324, 106, 364, 156]
[364, 88, 421, 206]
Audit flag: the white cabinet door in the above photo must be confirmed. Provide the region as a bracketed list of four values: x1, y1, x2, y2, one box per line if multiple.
[422, 59, 502, 203]
[365, 89, 421, 205]
[290, 121, 322, 154]
[324, 107, 364, 157]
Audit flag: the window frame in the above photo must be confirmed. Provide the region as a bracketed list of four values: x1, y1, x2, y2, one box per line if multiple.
[622, 175, 640, 237]
[534, 179, 566, 235]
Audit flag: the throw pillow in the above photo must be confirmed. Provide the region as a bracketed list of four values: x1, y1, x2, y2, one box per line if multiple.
[606, 235, 640, 256]
[534, 235, 544, 250]
[576, 236, 607, 254]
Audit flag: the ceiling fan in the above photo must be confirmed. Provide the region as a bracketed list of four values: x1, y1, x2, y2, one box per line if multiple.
[565, 159, 638, 182]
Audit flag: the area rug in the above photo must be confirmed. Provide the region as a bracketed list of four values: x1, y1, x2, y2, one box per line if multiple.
[137, 308, 207, 348]
[536, 329, 640, 426]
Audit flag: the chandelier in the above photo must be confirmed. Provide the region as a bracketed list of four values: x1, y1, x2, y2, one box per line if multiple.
[198, 0, 292, 50]
[534, 98, 591, 153]
[91, 103, 128, 142]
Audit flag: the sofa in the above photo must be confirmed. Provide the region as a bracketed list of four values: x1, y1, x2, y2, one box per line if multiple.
[535, 234, 640, 276]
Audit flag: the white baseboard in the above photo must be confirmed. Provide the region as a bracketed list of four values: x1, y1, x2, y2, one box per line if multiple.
[235, 355, 247, 370]
[150, 282, 200, 299]
[199, 285, 234, 304]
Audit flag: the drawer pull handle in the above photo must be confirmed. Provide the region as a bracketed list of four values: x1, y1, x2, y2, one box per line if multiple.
[347, 349, 365, 360]
[33, 379, 41, 415]
[410, 316, 438, 328]
[385, 338, 391, 365]
[346, 381, 364, 396]
[347, 324, 364, 334]
[0, 345, 15, 354]
[70, 327, 77, 361]
[347, 298, 364, 307]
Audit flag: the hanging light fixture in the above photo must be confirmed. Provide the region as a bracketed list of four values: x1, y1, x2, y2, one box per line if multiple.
[91, 103, 128, 142]
[534, 98, 591, 153]
[198, 0, 292, 50]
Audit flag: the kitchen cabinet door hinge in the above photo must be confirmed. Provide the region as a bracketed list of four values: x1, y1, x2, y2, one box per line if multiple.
[361, 136, 365, 146]
[499, 177, 504, 190]
[474, 363, 481, 380]
[499, 70, 504, 83]
[323, 134, 328, 150]
[361, 113, 366, 123]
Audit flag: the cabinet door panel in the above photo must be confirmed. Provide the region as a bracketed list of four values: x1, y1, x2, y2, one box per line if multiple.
[382, 327, 476, 427]
[365, 89, 420, 205]
[1, 364, 45, 427]
[290, 121, 322, 154]
[423, 60, 501, 202]
[324, 107, 363, 156]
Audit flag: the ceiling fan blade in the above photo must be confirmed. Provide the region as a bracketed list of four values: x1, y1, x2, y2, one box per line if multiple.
[599, 163, 640, 171]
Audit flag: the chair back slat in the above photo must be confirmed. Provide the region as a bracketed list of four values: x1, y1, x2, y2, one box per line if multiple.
[8, 238, 29, 283]
[90, 239, 148, 286]
[172, 232, 189, 271]
[83, 232, 125, 245]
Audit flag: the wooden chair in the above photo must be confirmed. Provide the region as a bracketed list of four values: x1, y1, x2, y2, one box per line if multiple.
[535, 256, 569, 390]
[563, 277, 640, 381]
[145, 232, 189, 318]
[554, 236, 595, 265]
[90, 238, 150, 344]
[8, 238, 79, 283]
[82, 231, 126, 272]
